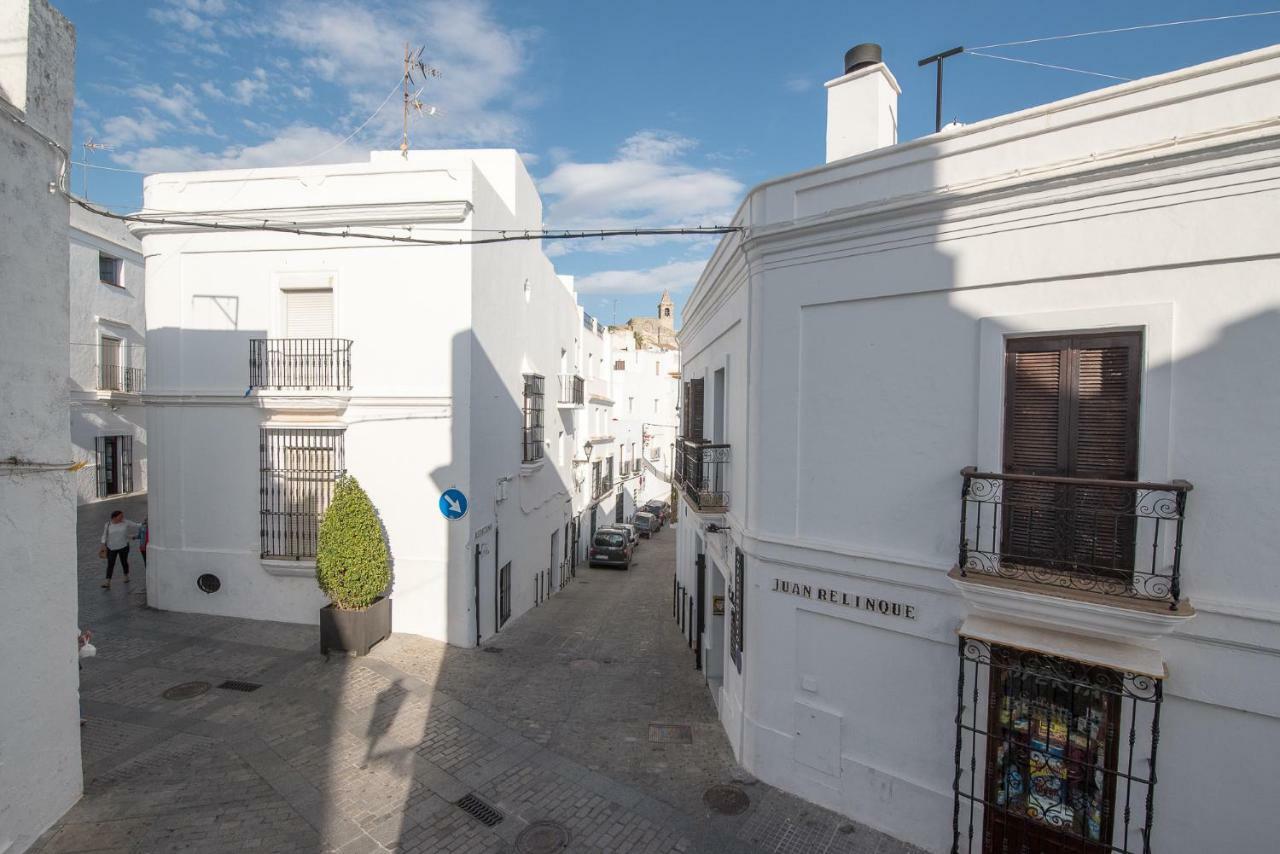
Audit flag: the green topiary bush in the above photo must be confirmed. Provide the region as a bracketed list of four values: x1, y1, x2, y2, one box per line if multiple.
[316, 475, 390, 610]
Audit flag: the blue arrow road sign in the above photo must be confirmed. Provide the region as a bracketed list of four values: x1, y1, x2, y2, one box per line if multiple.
[439, 488, 468, 520]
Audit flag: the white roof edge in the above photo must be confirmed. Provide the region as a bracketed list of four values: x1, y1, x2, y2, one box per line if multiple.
[139, 148, 522, 187]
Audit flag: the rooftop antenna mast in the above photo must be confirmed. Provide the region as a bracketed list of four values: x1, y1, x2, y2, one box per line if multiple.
[401, 42, 441, 158]
[917, 46, 964, 133]
[81, 137, 113, 200]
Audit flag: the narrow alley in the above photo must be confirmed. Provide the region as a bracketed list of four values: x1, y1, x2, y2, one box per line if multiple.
[36, 498, 918, 854]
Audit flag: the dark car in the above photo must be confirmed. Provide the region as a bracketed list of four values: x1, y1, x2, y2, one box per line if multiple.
[601, 523, 639, 548]
[632, 511, 659, 538]
[589, 530, 632, 569]
[643, 500, 670, 524]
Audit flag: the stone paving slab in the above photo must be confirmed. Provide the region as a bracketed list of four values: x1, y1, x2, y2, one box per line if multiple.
[37, 497, 926, 854]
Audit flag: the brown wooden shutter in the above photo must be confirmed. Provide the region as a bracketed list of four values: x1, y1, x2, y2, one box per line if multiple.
[1003, 333, 1141, 575]
[686, 378, 704, 440]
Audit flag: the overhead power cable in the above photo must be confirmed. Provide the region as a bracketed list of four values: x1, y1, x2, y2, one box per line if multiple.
[299, 78, 403, 165]
[971, 9, 1280, 51]
[965, 50, 1132, 82]
[67, 193, 741, 246]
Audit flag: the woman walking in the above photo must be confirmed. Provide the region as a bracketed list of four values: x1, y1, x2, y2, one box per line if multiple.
[99, 510, 141, 589]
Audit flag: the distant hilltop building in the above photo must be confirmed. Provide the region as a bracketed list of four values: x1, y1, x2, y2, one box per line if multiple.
[612, 290, 678, 350]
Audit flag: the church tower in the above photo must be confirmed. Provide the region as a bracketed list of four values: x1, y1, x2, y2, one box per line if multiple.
[658, 289, 675, 330]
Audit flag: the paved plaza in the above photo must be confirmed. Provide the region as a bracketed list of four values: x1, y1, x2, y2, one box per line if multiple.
[34, 496, 922, 854]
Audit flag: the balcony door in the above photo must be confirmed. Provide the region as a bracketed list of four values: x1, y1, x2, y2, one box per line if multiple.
[1002, 333, 1141, 580]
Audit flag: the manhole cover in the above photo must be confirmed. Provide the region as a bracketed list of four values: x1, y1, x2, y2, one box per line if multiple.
[162, 681, 211, 701]
[515, 820, 570, 854]
[703, 784, 750, 815]
[569, 659, 599, 671]
[648, 723, 692, 744]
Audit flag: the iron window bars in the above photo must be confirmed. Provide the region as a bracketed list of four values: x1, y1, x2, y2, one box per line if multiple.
[97, 363, 144, 392]
[676, 438, 730, 512]
[729, 547, 745, 673]
[953, 638, 1162, 854]
[522, 374, 545, 462]
[959, 468, 1192, 609]
[557, 374, 584, 406]
[249, 338, 353, 390]
[259, 427, 344, 559]
[94, 435, 133, 498]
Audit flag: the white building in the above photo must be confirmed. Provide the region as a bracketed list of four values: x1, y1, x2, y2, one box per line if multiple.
[136, 150, 590, 646]
[0, 0, 82, 849]
[69, 203, 147, 504]
[675, 44, 1280, 853]
[608, 298, 681, 516]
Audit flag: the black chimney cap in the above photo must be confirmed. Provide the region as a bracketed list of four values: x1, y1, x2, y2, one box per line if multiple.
[844, 43, 883, 74]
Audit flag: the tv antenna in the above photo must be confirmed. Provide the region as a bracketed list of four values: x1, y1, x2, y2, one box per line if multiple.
[81, 137, 113, 199]
[401, 43, 441, 158]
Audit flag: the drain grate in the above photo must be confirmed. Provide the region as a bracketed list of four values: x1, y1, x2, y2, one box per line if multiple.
[648, 723, 693, 744]
[516, 820, 570, 853]
[217, 680, 262, 693]
[162, 681, 211, 701]
[482, 646, 503, 654]
[703, 784, 750, 815]
[455, 793, 503, 827]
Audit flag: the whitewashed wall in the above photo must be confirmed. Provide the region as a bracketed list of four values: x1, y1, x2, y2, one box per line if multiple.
[0, 1, 81, 850]
[680, 46, 1280, 854]
[69, 204, 147, 503]
[138, 150, 584, 648]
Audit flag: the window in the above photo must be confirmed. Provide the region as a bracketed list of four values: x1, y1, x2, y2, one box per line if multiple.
[522, 374, 545, 462]
[614, 359, 626, 371]
[682, 378, 704, 439]
[1003, 333, 1141, 576]
[628, 397, 634, 413]
[98, 252, 122, 287]
[497, 562, 511, 627]
[729, 548, 745, 672]
[260, 428, 344, 559]
[99, 335, 122, 390]
[654, 398, 659, 414]
[655, 362, 659, 375]
[284, 288, 334, 338]
[95, 435, 133, 497]
[592, 460, 603, 500]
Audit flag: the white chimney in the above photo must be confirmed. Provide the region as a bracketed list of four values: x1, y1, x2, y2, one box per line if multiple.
[825, 43, 900, 163]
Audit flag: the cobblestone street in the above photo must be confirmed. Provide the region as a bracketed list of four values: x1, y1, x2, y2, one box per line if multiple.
[36, 497, 921, 854]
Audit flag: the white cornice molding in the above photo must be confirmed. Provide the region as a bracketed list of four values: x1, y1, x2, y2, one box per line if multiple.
[127, 200, 472, 237]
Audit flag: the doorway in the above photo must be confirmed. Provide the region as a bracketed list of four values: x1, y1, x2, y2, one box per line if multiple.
[706, 565, 726, 697]
[549, 528, 559, 594]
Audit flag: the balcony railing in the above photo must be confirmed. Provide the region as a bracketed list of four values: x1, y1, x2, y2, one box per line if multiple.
[98, 363, 144, 393]
[557, 374, 584, 407]
[958, 467, 1192, 609]
[584, 376, 611, 402]
[592, 468, 614, 501]
[250, 338, 352, 390]
[676, 438, 730, 512]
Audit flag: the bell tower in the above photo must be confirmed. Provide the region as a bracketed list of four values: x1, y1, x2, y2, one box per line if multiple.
[658, 290, 674, 330]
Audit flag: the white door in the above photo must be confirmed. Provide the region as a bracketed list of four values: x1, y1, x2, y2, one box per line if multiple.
[285, 289, 334, 338]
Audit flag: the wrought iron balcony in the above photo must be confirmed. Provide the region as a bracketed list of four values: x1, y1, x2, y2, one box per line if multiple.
[249, 338, 352, 390]
[557, 374, 584, 407]
[97, 363, 144, 393]
[958, 467, 1192, 609]
[676, 438, 730, 512]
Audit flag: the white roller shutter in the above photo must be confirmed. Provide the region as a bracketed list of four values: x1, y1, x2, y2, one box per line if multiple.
[284, 289, 334, 338]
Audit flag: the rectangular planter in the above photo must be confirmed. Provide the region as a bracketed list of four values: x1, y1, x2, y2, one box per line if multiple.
[320, 596, 391, 656]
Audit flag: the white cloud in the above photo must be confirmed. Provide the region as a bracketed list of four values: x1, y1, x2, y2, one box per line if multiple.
[539, 130, 744, 231]
[575, 259, 708, 296]
[113, 124, 368, 174]
[199, 69, 270, 105]
[131, 83, 205, 122]
[148, 0, 231, 37]
[102, 108, 171, 145]
[784, 77, 810, 93]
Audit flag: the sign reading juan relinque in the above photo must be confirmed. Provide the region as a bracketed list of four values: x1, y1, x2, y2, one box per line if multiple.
[771, 578, 917, 620]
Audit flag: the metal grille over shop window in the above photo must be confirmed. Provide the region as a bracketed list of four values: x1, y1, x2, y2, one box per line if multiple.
[259, 428, 344, 559]
[729, 547, 745, 673]
[952, 637, 1163, 854]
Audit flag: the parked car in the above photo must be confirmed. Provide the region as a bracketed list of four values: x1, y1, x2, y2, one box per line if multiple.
[601, 522, 639, 548]
[589, 530, 632, 569]
[643, 500, 670, 524]
[632, 511, 659, 538]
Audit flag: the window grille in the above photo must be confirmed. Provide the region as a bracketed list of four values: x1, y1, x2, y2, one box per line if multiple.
[522, 374, 545, 462]
[730, 547, 745, 672]
[498, 562, 512, 627]
[94, 435, 133, 498]
[953, 638, 1163, 854]
[614, 359, 626, 371]
[259, 428, 344, 559]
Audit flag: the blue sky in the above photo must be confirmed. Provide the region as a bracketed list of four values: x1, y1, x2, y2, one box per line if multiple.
[61, 0, 1280, 326]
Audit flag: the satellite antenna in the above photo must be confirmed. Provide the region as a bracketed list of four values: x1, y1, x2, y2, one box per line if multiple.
[401, 43, 441, 158]
[81, 137, 113, 200]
